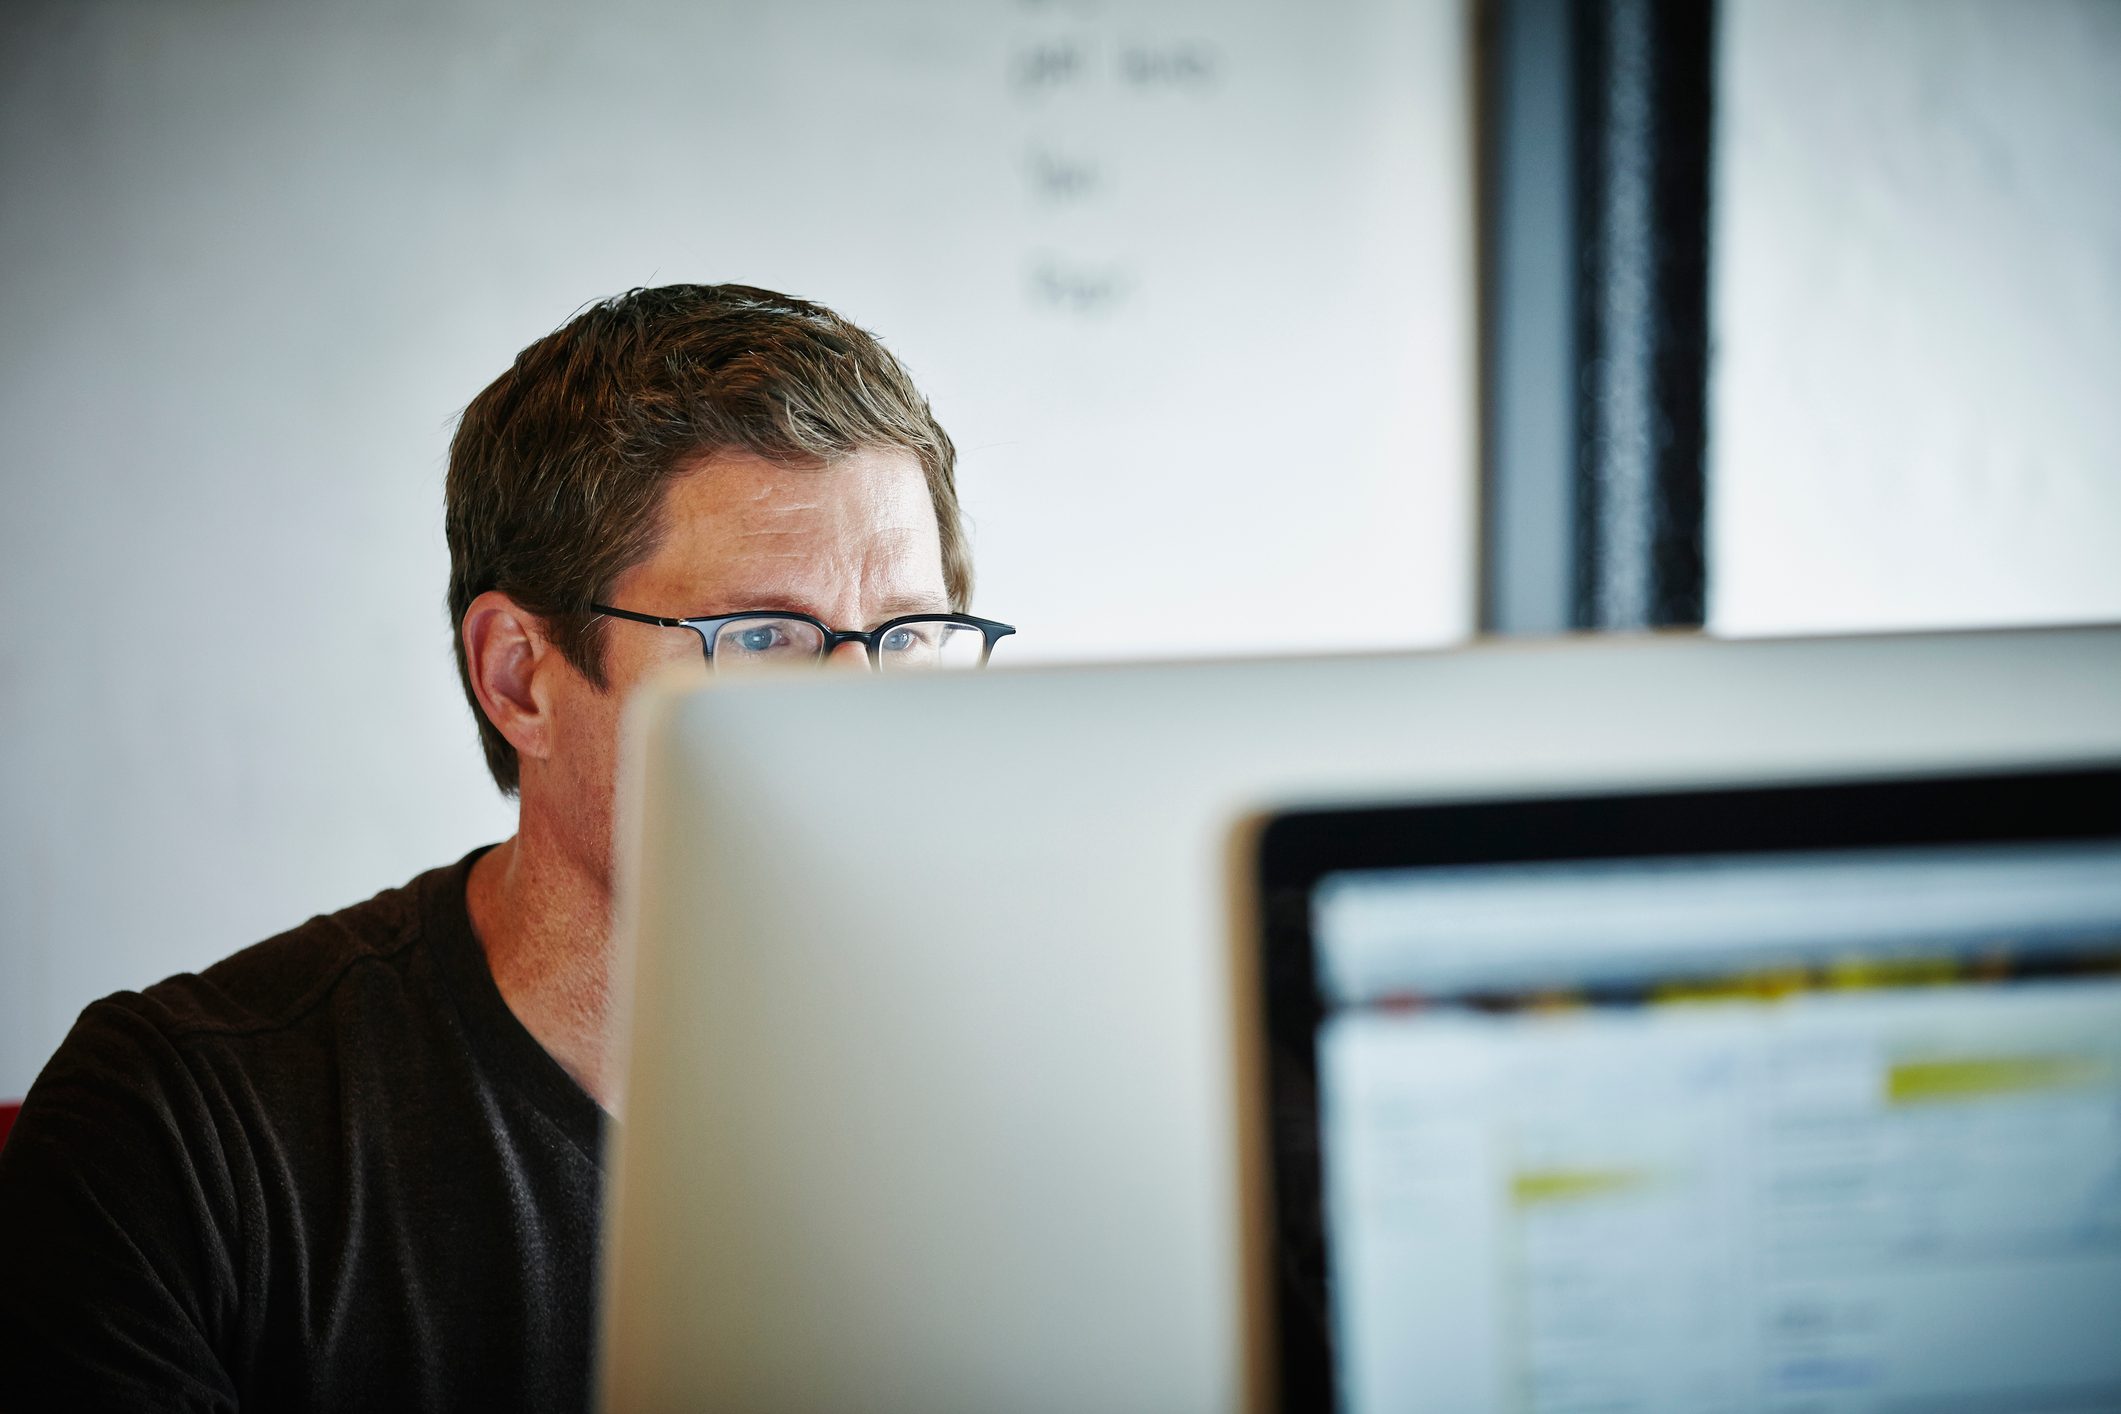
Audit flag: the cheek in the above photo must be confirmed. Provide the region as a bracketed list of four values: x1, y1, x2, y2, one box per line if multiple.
[555, 638, 703, 780]
[589, 622, 698, 702]
[547, 674, 623, 776]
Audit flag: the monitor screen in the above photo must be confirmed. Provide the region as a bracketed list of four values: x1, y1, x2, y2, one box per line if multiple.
[1257, 769, 2121, 1414]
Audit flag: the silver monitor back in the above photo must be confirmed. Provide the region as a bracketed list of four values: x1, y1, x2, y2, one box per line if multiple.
[597, 625, 2121, 1414]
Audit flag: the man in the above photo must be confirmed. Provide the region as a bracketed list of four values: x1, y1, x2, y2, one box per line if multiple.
[0, 284, 1007, 1410]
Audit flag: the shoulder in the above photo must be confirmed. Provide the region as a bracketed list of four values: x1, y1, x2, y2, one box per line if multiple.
[0, 851, 499, 1400]
[117, 852, 483, 1045]
[6, 851, 489, 1162]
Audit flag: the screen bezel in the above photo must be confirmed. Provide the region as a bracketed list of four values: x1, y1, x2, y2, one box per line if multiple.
[1253, 764, 2121, 1413]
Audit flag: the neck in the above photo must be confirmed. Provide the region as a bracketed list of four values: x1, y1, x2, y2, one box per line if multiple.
[464, 820, 618, 1111]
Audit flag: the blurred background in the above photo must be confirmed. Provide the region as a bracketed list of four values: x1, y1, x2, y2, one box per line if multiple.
[1, 0, 2116, 1100]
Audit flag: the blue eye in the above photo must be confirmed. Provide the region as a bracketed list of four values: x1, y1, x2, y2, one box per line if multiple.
[709, 617, 824, 671]
[734, 625, 782, 654]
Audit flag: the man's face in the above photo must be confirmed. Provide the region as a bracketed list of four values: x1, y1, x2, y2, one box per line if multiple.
[534, 445, 949, 883]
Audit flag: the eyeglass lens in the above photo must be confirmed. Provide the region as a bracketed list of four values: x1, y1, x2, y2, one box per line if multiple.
[707, 617, 990, 673]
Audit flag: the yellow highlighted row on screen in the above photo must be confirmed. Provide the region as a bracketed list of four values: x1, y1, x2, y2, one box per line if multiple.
[1652, 955, 1969, 1005]
[1510, 1168, 1652, 1206]
[1886, 1053, 2108, 1104]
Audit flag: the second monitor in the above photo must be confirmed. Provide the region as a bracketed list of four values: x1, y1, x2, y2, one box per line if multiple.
[1257, 768, 2121, 1413]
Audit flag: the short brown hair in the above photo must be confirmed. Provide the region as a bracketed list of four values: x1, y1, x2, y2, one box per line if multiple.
[446, 284, 969, 796]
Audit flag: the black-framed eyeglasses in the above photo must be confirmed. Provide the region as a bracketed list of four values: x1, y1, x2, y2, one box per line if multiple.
[590, 603, 1017, 674]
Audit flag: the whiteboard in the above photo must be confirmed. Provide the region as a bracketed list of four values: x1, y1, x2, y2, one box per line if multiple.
[885, 0, 1480, 661]
[0, 0, 1475, 1097]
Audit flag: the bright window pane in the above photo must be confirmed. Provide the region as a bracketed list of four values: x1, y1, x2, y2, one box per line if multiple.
[1709, 0, 2121, 636]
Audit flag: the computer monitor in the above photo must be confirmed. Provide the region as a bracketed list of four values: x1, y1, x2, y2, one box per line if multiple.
[1256, 768, 2121, 1414]
[597, 625, 2121, 1413]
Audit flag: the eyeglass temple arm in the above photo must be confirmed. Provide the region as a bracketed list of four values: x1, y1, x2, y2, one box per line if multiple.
[587, 603, 687, 628]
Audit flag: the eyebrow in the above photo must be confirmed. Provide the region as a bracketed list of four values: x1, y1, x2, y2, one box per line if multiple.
[874, 593, 953, 620]
[688, 593, 951, 625]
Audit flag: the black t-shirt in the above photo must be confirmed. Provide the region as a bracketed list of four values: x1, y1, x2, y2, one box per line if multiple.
[0, 847, 603, 1412]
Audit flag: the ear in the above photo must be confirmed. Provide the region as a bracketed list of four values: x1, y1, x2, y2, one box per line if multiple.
[462, 590, 560, 769]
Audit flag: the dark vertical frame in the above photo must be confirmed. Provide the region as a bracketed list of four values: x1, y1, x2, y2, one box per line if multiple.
[1573, 0, 1714, 629]
[1480, 0, 1716, 635]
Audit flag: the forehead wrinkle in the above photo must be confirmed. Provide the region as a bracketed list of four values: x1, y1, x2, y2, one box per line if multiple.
[634, 444, 945, 625]
[743, 491, 822, 513]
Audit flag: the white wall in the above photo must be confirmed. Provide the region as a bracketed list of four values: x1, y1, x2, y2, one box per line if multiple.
[0, 0, 1474, 1098]
[1710, 0, 2121, 635]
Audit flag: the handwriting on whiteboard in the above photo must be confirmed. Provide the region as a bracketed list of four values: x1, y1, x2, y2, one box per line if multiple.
[1009, 6, 1221, 316]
